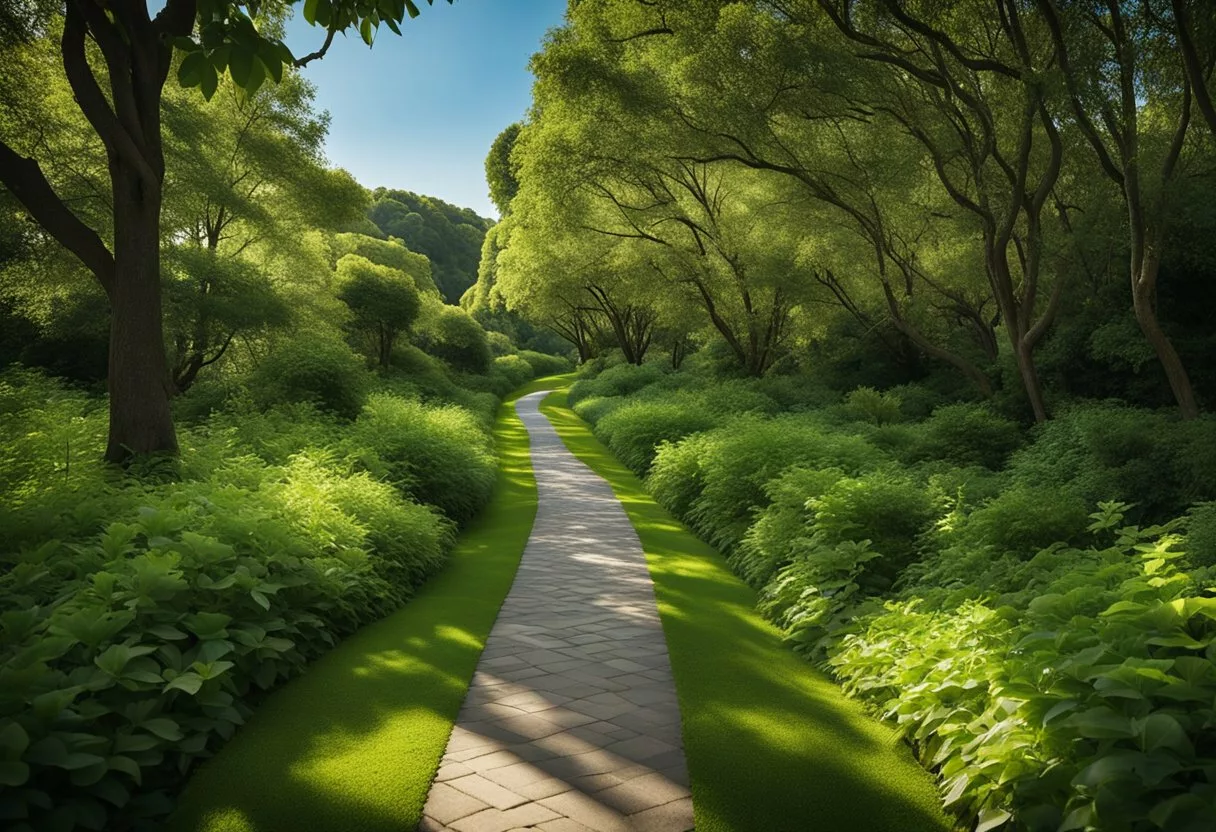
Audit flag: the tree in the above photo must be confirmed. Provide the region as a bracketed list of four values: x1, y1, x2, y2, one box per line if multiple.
[336, 253, 421, 368]
[1039, 0, 1205, 418]
[0, 0, 449, 461]
[485, 122, 522, 216]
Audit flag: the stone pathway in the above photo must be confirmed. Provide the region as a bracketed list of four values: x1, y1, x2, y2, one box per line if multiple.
[420, 391, 694, 832]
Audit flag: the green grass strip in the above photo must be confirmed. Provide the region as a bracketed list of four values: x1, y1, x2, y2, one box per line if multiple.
[539, 389, 953, 832]
[169, 376, 569, 832]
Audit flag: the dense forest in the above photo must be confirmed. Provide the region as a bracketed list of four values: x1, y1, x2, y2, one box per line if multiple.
[2, 0, 1216, 831]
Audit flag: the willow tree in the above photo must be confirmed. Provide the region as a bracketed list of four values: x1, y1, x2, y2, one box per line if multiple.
[0, 0, 448, 461]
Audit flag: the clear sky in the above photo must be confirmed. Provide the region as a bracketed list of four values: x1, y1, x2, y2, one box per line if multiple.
[282, 0, 568, 220]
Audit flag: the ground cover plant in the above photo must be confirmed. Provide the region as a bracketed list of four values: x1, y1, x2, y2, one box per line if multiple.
[539, 389, 952, 832]
[562, 362, 1216, 832]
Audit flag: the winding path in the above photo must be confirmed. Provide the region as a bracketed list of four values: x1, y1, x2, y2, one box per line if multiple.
[420, 391, 694, 832]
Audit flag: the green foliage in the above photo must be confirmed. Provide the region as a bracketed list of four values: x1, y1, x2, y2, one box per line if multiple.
[1185, 503, 1216, 568]
[414, 304, 492, 374]
[250, 335, 369, 419]
[517, 349, 572, 378]
[336, 254, 421, 368]
[658, 415, 887, 553]
[593, 401, 719, 474]
[911, 403, 1023, 470]
[567, 362, 666, 408]
[954, 485, 1091, 558]
[331, 233, 440, 298]
[490, 354, 535, 391]
[572, 395, 624, 425]
[367, 190, 491, 303]
[0, 374, 455, 831]
[350, 393, 496, 526]
[1008, 404, 1216, 520]
[841, 386, 903, 425]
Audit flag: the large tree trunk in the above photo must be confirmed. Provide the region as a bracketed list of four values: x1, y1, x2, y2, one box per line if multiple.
[1133, 256, 1199, 419]
[106, 157, 177, 461]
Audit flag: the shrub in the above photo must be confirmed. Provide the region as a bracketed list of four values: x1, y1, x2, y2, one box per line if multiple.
[350, 393, 495, 525]
[572, 395, 624, 425]
[593, 401, 719, 474]
[486, 330, 515, 357]
[250, 336, 369, 419]
[751, 374, 840, 410]
[734, 467, 845, 588]
[810, 469, 935, 587]
[841, 386, 903, 425]
[911, 402, 1022, 469]
[665, 415, 887, 552]
[491, 354, 535, 390]
[951, 485, 1091, 558]
[518, 350, 572, 377]
[647, 430, 724, 520]
[1008, 404, 1216, 521]
[1186, 502, 1216, 567]
[415, 304, 491, 373]
[567, 362, 666, 408]
[0, 433, 452, 831]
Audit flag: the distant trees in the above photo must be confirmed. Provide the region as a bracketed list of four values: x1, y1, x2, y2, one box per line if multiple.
[336, 254, 421, 369]
[368, 189, 492, 303]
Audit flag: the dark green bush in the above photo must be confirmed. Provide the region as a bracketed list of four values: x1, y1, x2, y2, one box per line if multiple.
[250, 336, 369, 419]
[911, 402, 1022, 469]
[840, 386, 903, 425]
[1186, 502, 1216, 567]
[350, 393, 496, 526]
[491, 354, 535, 391]
[734, 467, 845, 588]
[416, 305, 491, 373]
[593, 400, 720, 474]
[1009, 403, 1216, 520]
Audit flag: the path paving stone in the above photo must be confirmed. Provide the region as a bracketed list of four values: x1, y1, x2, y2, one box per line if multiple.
[421, 392, 694, 832]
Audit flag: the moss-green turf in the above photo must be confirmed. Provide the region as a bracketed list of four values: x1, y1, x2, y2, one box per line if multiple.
[539, 388, 953, 832]
[169, 377, 569, 832]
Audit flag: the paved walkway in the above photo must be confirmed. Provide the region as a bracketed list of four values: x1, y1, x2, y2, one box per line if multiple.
[420, 391, 693, 832]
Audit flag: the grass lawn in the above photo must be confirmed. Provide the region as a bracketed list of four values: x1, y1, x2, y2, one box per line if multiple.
[539, 389, 954, 832]
[169, 376, 569, 832]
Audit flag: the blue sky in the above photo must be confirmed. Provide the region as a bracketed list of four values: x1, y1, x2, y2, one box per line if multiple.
[283, 0, 567, 219]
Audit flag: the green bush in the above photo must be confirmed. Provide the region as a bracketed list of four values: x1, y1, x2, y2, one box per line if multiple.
[647, 430, 724, 520]
[956, 485, 1090, 557]
[659, 415, 887, 553]
[911, 402, 1022, 469]
[250, 336, 369, 419]
[567, 362, 666, 408]
[841, 386, 903, 425]
[415, 304, 491, 374]
[1009, 403, 1216, 520]
[0, 375, 454, 830]
[811, 469, 935, 586]
[517, 349, 572, 377]
[734, 467, 845, 588]
[1186, 502, 1216, 567]
[491, 354, 535, 391]
[572, 395, 624, 425]
[593, 401, 720, 474]
[350, 393, 496, 526]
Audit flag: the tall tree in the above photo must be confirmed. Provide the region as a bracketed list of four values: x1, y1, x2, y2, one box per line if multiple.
[0, 0, 448, 461]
